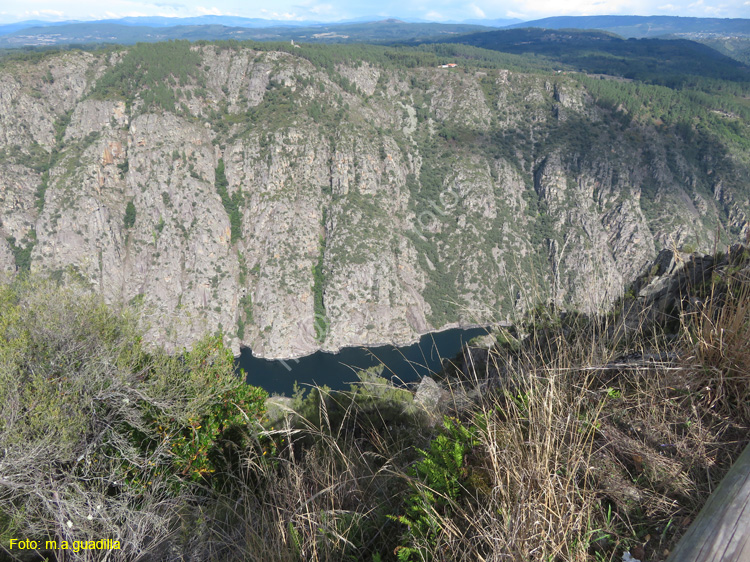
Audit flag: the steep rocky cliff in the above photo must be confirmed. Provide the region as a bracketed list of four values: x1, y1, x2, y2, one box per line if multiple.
[0, 43, 747, 358]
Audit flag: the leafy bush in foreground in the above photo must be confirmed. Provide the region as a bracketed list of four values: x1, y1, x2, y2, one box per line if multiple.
[0, 276, 266, 560]
[392, 417, 478, 561]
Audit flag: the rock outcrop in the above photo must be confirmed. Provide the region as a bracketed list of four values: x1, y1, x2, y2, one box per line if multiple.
[622, 244, 750, 333]
[0, 44, 747, 358]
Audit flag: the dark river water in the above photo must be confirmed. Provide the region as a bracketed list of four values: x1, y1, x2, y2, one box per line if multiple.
[239, 327, 490, 396]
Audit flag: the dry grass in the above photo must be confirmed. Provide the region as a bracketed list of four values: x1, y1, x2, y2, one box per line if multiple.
[197, 260, 750, 562]
[680, 268, 750, 425]
[175, 389, 414, 562]
[3, 256, 748, 562]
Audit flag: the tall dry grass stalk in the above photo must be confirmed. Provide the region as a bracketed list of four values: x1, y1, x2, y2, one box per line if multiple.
[180, 391, 413, 562]
[402, 314, 619, 561]
[680, 269, 750, 425]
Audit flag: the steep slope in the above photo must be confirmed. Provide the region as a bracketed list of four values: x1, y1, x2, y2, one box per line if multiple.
[446, 28, 750, 86]
[0, 42, 747, 358]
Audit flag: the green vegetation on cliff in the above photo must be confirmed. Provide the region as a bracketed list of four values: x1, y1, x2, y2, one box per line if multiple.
[215, 158, 242, 244]
[5, 231, 35, 272]
[448, 28, 750, 87]
[91, 40, 202, 111]
[0, 36, 749, 359]
[123, 200, 136, 229]
[312, 229, 329, 342]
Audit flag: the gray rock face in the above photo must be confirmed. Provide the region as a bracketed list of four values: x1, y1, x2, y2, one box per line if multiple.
[414, 376, 444, 420]
[616, 244, 750, 336]
[0, 163, 39, 243]
[0, 45, 748, 360]
[0, 236, 14, 271]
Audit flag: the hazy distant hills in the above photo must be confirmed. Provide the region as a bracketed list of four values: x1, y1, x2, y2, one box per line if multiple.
[0, 16, 323, 37]
[503, 15, 749, 67]
[699, 36, 750, 65]
[0, 20, 495, 47]
[0, 14, 749, 67]
[446, 27, 749, 85]
[94, 16, 322, 28]
[509, 15, 750, 38]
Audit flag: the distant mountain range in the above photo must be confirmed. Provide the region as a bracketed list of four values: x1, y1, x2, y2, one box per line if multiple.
[0, 16, 317, 37]
[504, 15, 750, 66]
[0, 20, 496, 47]
[510, 15, 750, 38]
[0, 14, 747, 48]
[0, 15, 520, 38]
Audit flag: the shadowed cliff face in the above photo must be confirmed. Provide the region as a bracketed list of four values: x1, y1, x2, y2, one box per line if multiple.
[0, 44, 747, 358]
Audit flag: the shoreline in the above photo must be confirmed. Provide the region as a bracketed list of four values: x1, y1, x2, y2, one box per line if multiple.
[236, 321, 506, 361]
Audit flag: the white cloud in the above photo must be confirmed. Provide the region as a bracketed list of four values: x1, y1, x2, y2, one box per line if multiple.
[196, 6, 223, 16]
[260, 9, 303, 20]
[24, 9, 65, 18]
[308, 4, 335, 16]
[502, 0, 650, 19]
[469, 3, 485, 18]
[425, 10, 445, 20]
[657, 4, 679, 10]
[702, 3, 729, 15]
[103, 10, 149, 18]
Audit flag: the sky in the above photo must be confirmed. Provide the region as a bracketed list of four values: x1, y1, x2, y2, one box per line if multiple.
[0, 0, 748, 24]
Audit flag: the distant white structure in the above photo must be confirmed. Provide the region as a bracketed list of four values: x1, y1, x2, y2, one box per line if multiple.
[440, 63, 457, 68]
[291, 39, 301, 49]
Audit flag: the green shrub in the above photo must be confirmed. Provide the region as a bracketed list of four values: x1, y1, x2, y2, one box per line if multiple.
[124, 200, 136, 228]
[140, 336, 267, 483]
[215, 158, 242, 243]
[0, 277, 268, 549]
[6, 230, 36, 272]
[393, 417, 478, 561]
